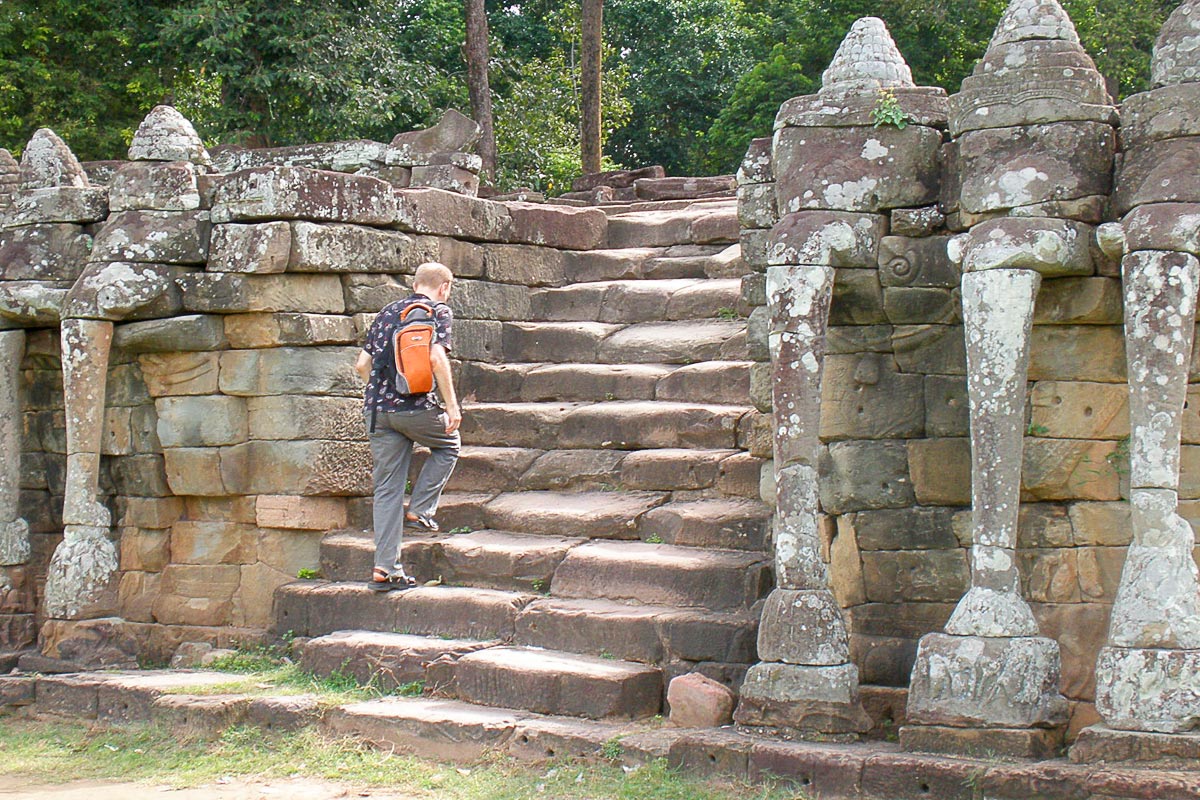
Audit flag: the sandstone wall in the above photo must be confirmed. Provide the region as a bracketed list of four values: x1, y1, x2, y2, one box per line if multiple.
[736, 100, 1157, 728]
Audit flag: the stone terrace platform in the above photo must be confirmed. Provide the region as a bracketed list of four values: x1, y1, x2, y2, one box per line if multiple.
[2, 668, 1197, 800]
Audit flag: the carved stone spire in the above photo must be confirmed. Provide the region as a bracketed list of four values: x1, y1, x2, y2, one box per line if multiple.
[989, 0, 1080, 47]
[951, 0, 1112, 135]
[820, 17, 914, 95]
[1153, 0, 1200, 87]
[18, 129, 88, 190]
[127, 105, 212, 167]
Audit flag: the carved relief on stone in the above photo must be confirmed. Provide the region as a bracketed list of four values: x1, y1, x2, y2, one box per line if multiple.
[0, 330, 29, 566]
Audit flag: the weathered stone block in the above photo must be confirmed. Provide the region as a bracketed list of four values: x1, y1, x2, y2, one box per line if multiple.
[179, 273, 345, 314]
[484, 244, 567, 286]
[884, 287, 959, 324]
[257, 529, 324, 576]
[242, 440, 372, 495]
[1113, 137, 1200, 216]
[1029, 326, 1125, 382]
[152, 564, 240, 626]
[756, 589, 850, 665]
[0, 223, 91, 281]
[108, 161, 200, 212]
[737, 184, 778, 229]
[906, 438, 971, 506]
[340, 274, 410, 314]
[1034, 277, 1122, 324]
[819, 441, 915, 514]
[735, 661, 871, 733]
[207, 222, 291, 274]
[116, 497, 183, 530]
[737, 137, 774, 185]
[155, 396, 248, 447]
[892, 325, 966, 375]
[114, 315, 229, 353]
[247, 396, 365, 441]
[169, 521, 255, 566]
[255, 495, 347, 530]
[820, 354, 924, 440]
[908, 633, 1068, 728]
[218, 346, 361, 397]
[958, 218, 1094, 277]
[223, 313, 356, 348]
[118, 528, 171, 573]
[507, 202, 607, 250]
[831, 268, 886, 325]
[1069, 502, 1132, 547]
[774, 125, 942, 213]
[210, 166, 397, 224]
[161, 447, 247, 496]
[4, 186, 108, 226]
[1022, 438, 1122, 501]
[106, 454, 171, 497]
[768, 211, 886, 267]
[452, 279, 533, 321]
[879, 235, 956, 288]
[957, 122, 1114, 215]
[891, 206, 945, 238]
[924, 375, 969, 437]
[862, 550, 969, 604]
[410, 164, 479, 195]
[851, 507, 961, 551]
[289, 221, 431, 273]
[1029, 381, 1128, 441]
[393, 187, 514, 241]
[138, 352, 220, 396]
[1094, 646, 1200, 733]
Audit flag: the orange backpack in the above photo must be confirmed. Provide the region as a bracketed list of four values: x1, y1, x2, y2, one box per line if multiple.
[390, 301, 436, 395]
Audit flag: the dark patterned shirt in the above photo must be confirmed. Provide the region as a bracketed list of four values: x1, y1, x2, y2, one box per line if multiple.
[363, 293, 453, 413]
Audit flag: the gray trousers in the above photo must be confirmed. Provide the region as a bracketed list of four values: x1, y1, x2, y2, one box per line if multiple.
[367, 407, 460, 574]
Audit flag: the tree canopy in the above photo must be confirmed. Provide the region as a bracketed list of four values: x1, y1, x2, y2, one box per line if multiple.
[0, 0, 1183, 189]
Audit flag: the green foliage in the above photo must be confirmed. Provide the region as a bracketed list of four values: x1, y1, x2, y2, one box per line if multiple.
[0, 0, 173, 159]
[296, 568, 320, 580]
[871, 89, 911, 129]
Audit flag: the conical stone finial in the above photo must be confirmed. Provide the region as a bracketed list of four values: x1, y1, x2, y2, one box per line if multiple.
[1153, 0, 1200, 87]
[18, 129, 88, 190]
[127, 105, 211, 166]
[989, 0, 1080, 47]
[820, 17, 914, 95]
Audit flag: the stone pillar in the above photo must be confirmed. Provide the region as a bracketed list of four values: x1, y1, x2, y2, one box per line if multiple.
[42, 318, 119, 619]
[735, 16, 945, 738]
[1083, 0, 1200, 740]
[903, 0, 1115, 758]
[0, 329, 29, 566]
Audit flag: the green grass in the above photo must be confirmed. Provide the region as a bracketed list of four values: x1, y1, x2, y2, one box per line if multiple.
[0, 718, 802, 799]
[165, 647, 385, 705]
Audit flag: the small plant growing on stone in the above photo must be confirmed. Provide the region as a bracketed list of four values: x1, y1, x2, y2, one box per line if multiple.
[645, 533, 664, 544]
[599, 649, 616, 660]
[531, 578, 549, 594]
[716, 307, 739, 320]
[296, 567, 320, 579]
[397, 679, 425, 697]
[601, 736, 624, 760]
[1025, 423, 1049, 436]
[871, 88, 911, 129]
[1107, 435, 1131, 477]
[448, 525, 473, 534]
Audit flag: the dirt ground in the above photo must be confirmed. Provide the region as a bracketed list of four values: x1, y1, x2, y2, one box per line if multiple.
[0, 776, 419, 799]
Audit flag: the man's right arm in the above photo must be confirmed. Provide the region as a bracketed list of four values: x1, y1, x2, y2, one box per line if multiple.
[430, 343, 461, 434]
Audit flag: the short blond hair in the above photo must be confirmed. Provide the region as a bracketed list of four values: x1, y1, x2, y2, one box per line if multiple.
[413, 262, 453, 293]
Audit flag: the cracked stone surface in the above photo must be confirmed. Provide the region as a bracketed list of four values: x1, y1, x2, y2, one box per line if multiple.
[18, 129, 88, 190]
[127, 105, 212, 167]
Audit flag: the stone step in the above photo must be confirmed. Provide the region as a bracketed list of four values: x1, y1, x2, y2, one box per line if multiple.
[501, 319, 746, 364]
[604, 203, 739, 249]
[325, 695, 530, 762]
[448, 646, 663, 720]
[297, 630, 495, 691]
[458, 360, 752, 405]
[530, 279, 744, 323]
[461, 401, 749, 450]
[552, 540, 771, 611]
[513, 597, 758, 665]
[273, 582, 533, 640]
[562, 244, 726, 282]
[320, 529, 586, 590]
[481, 490, 669, 539]
[439, 445, 756, 495]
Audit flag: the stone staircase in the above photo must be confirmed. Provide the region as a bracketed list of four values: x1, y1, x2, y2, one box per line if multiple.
[273, 198, 772, 730]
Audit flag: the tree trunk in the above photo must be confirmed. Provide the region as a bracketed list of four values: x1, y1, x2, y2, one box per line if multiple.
[464, 0, 497, 182]
[580, 0, 603, 175]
